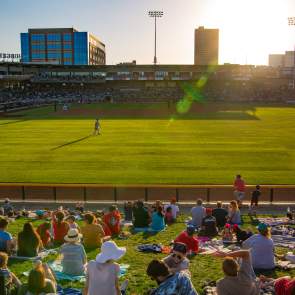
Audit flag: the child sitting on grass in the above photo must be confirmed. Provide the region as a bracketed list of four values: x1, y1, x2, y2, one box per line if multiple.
[66, 215, 80, 232]
[0, 251, 21, 294]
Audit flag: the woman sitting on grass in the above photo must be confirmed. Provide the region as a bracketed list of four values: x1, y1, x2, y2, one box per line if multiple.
[18, 260, 56, 295]
[51, 210, 69, 246]
[132, 200, 150, 228]
[151, 206, 165, 232]
[37, 222, 52, 248]
[17, 222, 43, 257]
[60, 228, 87, 276]
[0, 251, 21, 294]
[227, 200, 241, 225]
[84, 241, 127, 295]
[103, 205, 121, 236]
[81, 213, 106, 249]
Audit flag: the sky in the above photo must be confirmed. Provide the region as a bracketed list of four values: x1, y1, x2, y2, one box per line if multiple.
[0, 0, 295, 65]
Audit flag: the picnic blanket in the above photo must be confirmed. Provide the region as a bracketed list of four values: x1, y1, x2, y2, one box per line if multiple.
[257, 217, 294, 227]
[272, 235, 295, 249]
[137, 244, 171, 254]
[57, 286, 82, 295]
[271, 225, 295, 236]
[133, 227, 166, 233]
[276, 260, 295, 270]
[9, 249, 57, 261]
[199, 239, 240, 255]
[23, 262, 129, 282]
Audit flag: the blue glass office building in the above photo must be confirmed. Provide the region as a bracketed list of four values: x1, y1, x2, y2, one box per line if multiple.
[20, 28, 105, 65]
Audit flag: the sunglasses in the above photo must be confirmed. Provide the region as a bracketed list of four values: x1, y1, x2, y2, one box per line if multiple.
[172, 253, 183, 260]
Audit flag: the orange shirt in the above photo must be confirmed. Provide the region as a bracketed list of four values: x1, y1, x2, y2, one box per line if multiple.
[81, 223, 105, 248]
[103, 211, 121, 235]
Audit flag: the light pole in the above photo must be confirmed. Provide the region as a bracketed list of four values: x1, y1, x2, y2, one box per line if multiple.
[148, 10, 163, 65]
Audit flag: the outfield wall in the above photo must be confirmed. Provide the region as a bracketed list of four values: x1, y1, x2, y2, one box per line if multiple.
[0, 183, 294, 203]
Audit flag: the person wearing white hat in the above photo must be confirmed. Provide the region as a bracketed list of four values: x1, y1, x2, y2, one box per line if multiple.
[59, 228, 87, 276]
[84, 240, 127, 295]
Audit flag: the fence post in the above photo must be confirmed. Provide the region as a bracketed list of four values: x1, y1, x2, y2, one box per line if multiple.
[145, 188, 148, 202]
[53, 187, 57, 203]
[206, 188, 210, 203]
[114, 187, 117, 202]
[176, 188, 179, 202]
[22, 186, 25, 201]
[270, 188, 274, 204]
[83, 187, 87, 203]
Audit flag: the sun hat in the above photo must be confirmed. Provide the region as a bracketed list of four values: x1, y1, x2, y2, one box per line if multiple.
[64, 228, 82, 243]
[257, 222, 268, 232]
[96, 241, 126, 263]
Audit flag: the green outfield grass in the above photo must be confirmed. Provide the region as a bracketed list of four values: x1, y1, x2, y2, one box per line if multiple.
[0, 102, 295, 184]
[6, 215, 295, 294]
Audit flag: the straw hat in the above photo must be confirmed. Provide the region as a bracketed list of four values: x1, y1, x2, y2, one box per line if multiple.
[96, 241, 126, 263]
[64, 228, 82, 243]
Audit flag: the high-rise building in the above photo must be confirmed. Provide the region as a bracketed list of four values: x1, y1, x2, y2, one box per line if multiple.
[268, 54, 284, 68]
[194, 26, 219, 66]
[20, 28, 105, 65]
[284, 51, 295, 67]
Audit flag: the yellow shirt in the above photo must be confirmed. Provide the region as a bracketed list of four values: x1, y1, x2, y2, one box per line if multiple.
[81, 223, 104, 248]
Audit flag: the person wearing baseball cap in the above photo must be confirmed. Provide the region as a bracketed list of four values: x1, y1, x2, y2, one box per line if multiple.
[84, 241, 127, 295]
[174, 225, 199, 255]
[199, 208, 218, 237]
[243, 222, 275, 272]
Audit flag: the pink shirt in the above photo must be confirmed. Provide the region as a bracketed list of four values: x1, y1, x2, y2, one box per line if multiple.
[234, 179, 245, 192]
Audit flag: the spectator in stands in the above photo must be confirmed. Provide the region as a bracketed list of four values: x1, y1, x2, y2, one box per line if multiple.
[81, 213, 106, 249]
[51, 210, 69, 245]
[17, 222, 43, 257]
[163, 242, 189, 275]
[232, 224, 252, 244]
[133, 200, 150, 228]
[146, 259, 197, 295]
[151, 206, 165, 232]
[60, 228, 87, 276]
[66, 215, 80, 231]
[212, 202, 228, 228]
[199, 208, 218, 237]
[174, 225, 199, 255]
[0, 219, 13, 254]
[37, 222, 52, 248]
[164, 197, 179, 222]
[233, 175, 246, 206]
[0, 251, 21, 294]
[190, 199, 206, 228]
[84, 241, 127, 295]
[103, 205, 121, 236]
[2, 198, 13, 216]
[243, 223, 275, 272]
[250, 185, 261, 208]
[18, 261, 56, 295]
[227, 201, 241, 225]
[124, 201, 133, 222]
[213, 249, 258, 295]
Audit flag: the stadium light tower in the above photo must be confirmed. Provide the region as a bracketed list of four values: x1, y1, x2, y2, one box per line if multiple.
[148, 10, 164, 65]
[288, 17, 295, 85]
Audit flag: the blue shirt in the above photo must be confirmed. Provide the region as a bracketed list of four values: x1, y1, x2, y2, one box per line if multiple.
[151, 272, 198, 295]
[0, 230, 12, 252]
[151, 212, 165, 232]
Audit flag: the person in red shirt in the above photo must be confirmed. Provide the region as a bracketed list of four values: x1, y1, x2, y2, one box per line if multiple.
[51, 210, 69, 245]
[103, 205, 121, 236]
[233, 174, 246, 206]
[37, 222, 52, 248]
[174, 225, 199, 256]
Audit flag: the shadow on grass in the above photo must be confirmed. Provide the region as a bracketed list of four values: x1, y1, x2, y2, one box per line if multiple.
[51, 135, 92, 151]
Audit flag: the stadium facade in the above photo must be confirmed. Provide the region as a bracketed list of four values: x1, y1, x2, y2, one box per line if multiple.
[20, 28, 105, 65]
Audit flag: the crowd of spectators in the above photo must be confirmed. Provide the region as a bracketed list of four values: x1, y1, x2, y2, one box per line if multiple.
[0, 194, 294, 295]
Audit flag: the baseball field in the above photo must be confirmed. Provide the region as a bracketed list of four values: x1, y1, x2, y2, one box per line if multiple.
[0, 102, 295, 184]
